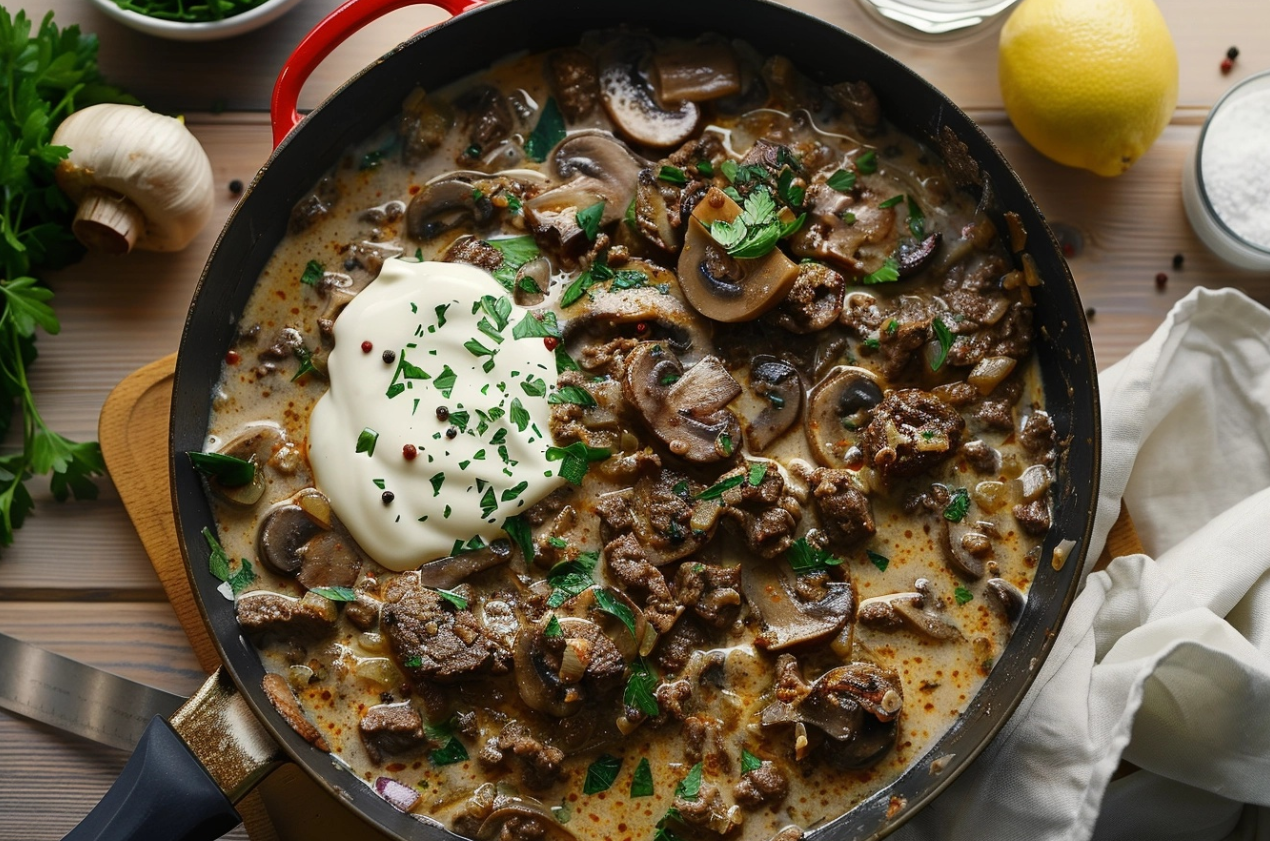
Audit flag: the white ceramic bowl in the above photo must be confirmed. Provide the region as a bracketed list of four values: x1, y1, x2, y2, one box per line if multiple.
[88, 0, 305, 41]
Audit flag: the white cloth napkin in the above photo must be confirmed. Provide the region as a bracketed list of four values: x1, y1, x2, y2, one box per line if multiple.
[892, 287, 1270, 841]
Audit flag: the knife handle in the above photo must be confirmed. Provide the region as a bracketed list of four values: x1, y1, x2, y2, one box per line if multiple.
[269, 0, 482, 148]
[62, 716, 240, 841]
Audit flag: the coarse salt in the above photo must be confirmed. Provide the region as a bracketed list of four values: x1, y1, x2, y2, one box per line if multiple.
[1201, 86, 1270, 249]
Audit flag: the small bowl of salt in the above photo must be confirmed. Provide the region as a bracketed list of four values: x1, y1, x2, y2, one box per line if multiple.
[1183, 70, 1270, 270]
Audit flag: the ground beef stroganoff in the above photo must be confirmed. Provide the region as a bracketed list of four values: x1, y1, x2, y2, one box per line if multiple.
[194, 29, 1057, 841]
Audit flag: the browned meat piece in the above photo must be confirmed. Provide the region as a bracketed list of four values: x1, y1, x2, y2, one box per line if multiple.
[674, 562, 742, 628]
[961, 440, 1001, 475]
[604, 533, 678, 632]
[288, 176, 339, 234]
[933, 380, 979, 407]
[1020, 410, 1057, 463]
[946, 302, 1034, 366]
[1013, 498, 1051, 536]
[974, 375, 1023, 431]
[399, 88, 453, 163]
[344, 588, 382, 631]
[443, 236, 504, 271]
[358, 703, 425, 765]
[903, 482, 952, 515]
[858, 389, 965, 482]
[547, 48, 600, 120]
[381, 576, 511, 683]
[479, 721, 565, 791]
[578, 336, 640, 376]
[826, 79, 881, 131]
[655, 678, 693, 721]
[773, 653, 810, 704]
[810, 468, 876, 548]
[654, 614, 710, 675]
[262, 672, 329, 752]
[842, 295, 934, 381]
[733, 760, 789, 807]
[714, 463, 802, 559]
[942, 250, 1010, 294]
[876, 317, 932, 381]
[523, 486, 572, 527]
[236, 591, 337, 643]
[595, 490, 636, 534]
[627, 469, 711, 564]
[772, 262, 845, 334]
[684, 715, 731, 775]
[667, 135, 725, 170]
[456, 84, 513, 151]
[673, 782, 730, 830]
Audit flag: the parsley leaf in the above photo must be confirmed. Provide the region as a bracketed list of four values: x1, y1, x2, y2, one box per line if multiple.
[867, 550, 890, 571]
[631, 757, 654, 797]
[658, 164, 688, 185]
[593, 588, 638, 638]
[696, 474, 744, 500]
[624, 658, 660, 717]
[708, 188, 803, 260]
[310, 586, 357, 602]
[856, 150, 878, 174]
[748, 462, 768, 486]
[547, 385, 596, 407]
[954, 585, 974, 605]
[931, 317, 955, 371]
[187, 451, 255, 486]
[524, 97, 565, 162]
[675, 763, 704, 801]
[355, 427, 378, 457]
[878, 194, 905, 209]
[740, 749, 763, 774]
[432, 587, 469, 610]
[512, 310, 561, 340]
[546, 441, 610, 485]
[943, 487, 971, 522]
[787, 537, 843, 574]
[826, 169, 857, 192]
[488, 236, 540, 291]
[503, 514, 534, 563]
[583, 754, 623, 795]
[430, 737, 468, 766]
[907, 195, 926, 239]
[576, 200, 605, 241]
[545, 551, 598, 607]
[861, 257, 900, 285]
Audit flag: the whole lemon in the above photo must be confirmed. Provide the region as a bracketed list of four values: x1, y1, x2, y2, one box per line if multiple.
[998, 0, 1178, 177]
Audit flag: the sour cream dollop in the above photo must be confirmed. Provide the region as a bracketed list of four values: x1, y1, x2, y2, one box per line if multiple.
[308, 259, 564, 571]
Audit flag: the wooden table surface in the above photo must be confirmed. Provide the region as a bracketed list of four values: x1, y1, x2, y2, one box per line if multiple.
[1, 0, 1267, 837]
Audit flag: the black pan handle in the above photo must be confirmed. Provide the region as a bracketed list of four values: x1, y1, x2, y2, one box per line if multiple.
[62, 716, 241, 841]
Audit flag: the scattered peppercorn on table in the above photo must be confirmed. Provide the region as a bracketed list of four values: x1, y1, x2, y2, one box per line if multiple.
[1, 1, 1269, 838]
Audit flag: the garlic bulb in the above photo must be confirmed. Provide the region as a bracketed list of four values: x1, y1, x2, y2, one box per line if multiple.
[52, 103, 215, 254]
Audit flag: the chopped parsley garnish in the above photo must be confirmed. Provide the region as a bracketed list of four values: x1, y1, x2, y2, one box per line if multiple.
[594, 589, 638, 638]
[718, 432, 734, 455]
[624, 658, 660, 717]
[501, 481, 528, 502]
[708, 188, 805, 260]
[434, 303, 449, 327]
[448, 410, 470, 431]
[524, 96, 566, 162]
[658, 164, 688, 185]
[544, 615, 562, 638]
[867, 550, 891, 571]
[503, 515, 534, 563]
[576, 200, 605, 241]
[310, 586, 357, 602]
[203, 527, 245, 593]
[299, 260, 324, 286]
[291, 346, 319, 382]
[545, 551, 598, 607]
[675, 763, 704, 801]
[611, 269, 651, 290]
[826, 169, 857, 192]
[548, 536, 568, 548]
[548, 385, 597, 407]
[954, 585, 974, 605]
[488, 236, 541, 291]
[480, 487, 498, 518]
[432, 588, 468, 610]
[864, 337, 880, 350]
[841, 210, 857, 224]
[860, 257, 900, 285]
[856, 149, 878, 174]
[546, 441, 610, 485]
[787, 536, 843, 574]
[509, 398, 531, 432]
[555, 346, 580, 374]
[907, 195, 926, 238]
[226, 559, 256, 597]
[505, 193, 522, 215]
[521, 375, 547, 397]
[450, 535, 486, 556]
[748, 462, 768, 486]
[776, 167, 805, 207]
[403, 656, 424, 669]
[429, 473, 445, 496]
[433, 365, 457, 398]
[719, 160, 768, 185]
[560, 258, 615, 308]
[931, 317, 954, 371]
[464, 337, 496, 358]
[583, 754, 623, 795]
[672, 480, 690, 497]
[187, 451, 255, 487]
[430, 737, 468, 766]
[696, 474, 744, 500]
[943, 487, 971, 522]
[740, 749, 763, 775]
[696, 159, 714, 178]
[886, 319, 899, 335]
[512, 310, 561, 340]
[878, 194, 905, 209]
[631, 757, 654, 797]
[373, 479, 386, 489]
[355, 428, 378, 457]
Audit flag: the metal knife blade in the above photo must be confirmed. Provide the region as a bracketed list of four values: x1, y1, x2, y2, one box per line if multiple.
[0, 630, 185, 751]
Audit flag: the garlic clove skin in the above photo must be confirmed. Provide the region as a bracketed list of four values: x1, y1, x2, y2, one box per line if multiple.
[52, 103, 215, 254]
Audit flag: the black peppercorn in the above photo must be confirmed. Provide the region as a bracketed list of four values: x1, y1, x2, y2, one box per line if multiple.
[1228, 46, 1240, 60]
[228, 179, 243, 195]
[382, 349, 396, 363]
[436, 405, 450, 421]
[1085, 306, 1096, 320]
[1172, 253, 1184, 269]
[381, 490, 395, 504]
[445, 426, 458, 439]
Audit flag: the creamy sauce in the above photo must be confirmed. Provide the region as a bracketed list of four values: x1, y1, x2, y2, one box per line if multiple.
[309, 259, 563, 570]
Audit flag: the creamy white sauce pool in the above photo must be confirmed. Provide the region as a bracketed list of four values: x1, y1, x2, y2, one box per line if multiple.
[309, 259, 564, 571]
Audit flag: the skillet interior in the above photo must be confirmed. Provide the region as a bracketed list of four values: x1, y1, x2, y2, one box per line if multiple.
[170, 1, 1100, 838]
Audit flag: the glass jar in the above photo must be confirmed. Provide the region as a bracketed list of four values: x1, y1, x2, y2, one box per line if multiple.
[1182, 70, 1270, 271]
[853, 0, 1021, 39]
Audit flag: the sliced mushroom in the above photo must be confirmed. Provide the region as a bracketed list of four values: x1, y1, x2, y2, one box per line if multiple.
[415, 538, 512, 589]
[651, 41, 742, 103]
[805, 366, 883, 468]
[633, 167, 682, 253]
[598, 39, 700, 148]
[205, 427, 280, 507]
[475, 792, 576, 841]
[513, 614, 625, 718]
[257, 504, 324, 576]
[622, 342, 742, 464]
[897, 232, 942, 277]
[857, 579, 962, 641]
[985, 578, 1027, 624]
[771, 261, 846, 334]
[943, 518, 991, 580]
[524, 131, 646, 254]
[563, 282, 710, 368]
[746, 356, 804, 451]
[262, 672, 330, 752]
[788, 182, 898, 277]
[296, 531, 363, 591]
[678, 188, 800, 322]
[405, 174, 495, 241]
[742, 558, 854, 651]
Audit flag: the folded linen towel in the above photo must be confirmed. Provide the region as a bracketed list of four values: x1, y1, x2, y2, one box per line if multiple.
[892, 287, 1270, 841]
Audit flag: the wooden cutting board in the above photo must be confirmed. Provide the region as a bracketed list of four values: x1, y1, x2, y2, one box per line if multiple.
[98, 354, 391, 841]
[98, 355, 1141, 840]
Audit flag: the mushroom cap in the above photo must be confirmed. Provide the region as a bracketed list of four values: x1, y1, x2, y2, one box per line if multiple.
[52, 104, 214, 252]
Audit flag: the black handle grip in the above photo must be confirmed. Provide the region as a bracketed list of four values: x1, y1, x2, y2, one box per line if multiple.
[63, 716, 242, 841]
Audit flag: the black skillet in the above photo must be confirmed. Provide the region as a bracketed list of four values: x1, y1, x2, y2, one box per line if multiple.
[64, 0, 1100, 838]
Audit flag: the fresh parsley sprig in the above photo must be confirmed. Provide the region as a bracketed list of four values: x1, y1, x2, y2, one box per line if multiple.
[708, 188, 805, 260]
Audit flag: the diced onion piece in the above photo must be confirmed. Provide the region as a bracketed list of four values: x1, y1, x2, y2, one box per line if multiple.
[1016, 464, 1052, 502]
[1021, 253, 1042, 287]
[968, 356, 1017, 395]
[973, 480, 1009, 512]
[690, 497, 725, 532]
[375, 776, 421, 812]
[913, 431, 950, 452]
[354, 656, 402, 690]
[359, 631, 388, 654]
[1052, 537, 1077, 571]
[558, 638, 591, 684]
[1004, 211, 1026, 253]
